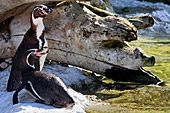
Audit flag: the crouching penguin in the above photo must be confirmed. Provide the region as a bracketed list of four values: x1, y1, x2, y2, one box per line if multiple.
[13, 48, 75, 108]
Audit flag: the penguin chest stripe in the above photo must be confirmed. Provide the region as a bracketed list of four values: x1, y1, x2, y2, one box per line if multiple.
[43, 38, 48, 48]
[37, 36, 48, 50]
[37, 38, 43, 49]
[28, 81, 45, 101]
[35, 21, 45, 49]
[26, 52, 35, 68]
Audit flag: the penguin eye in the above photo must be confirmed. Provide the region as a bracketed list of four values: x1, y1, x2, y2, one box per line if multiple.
[39, 6, 43, 8]
[34, 8, 38, 12]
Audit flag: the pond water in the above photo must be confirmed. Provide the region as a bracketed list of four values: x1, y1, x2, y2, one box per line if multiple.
[132, 35, 170, 85]
[86, 35, 170, 113]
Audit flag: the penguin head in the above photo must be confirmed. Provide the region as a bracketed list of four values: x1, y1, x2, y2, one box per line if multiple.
[32, 5, 53, 18]
[26, 47, 48, 68]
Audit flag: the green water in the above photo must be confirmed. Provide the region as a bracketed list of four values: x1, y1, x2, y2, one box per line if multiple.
[133, 35, 170, 85]
[86, 35, 170, 113]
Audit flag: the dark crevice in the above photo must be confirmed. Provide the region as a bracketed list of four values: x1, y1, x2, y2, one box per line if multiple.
[0, 16, 14, 42]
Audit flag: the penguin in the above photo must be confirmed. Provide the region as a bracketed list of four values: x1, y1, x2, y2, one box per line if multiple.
[13, 48, 75, 108]
[7, 5, 52, 92]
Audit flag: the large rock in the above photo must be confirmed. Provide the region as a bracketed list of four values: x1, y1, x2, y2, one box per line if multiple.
[1, 2, 153, 69]
[0, 1, 163, 84]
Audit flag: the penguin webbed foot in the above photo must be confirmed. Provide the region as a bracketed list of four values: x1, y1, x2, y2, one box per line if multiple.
[12, 81, 27, 105]
[35, 99, 46, 104]
[13, 92, 18, 105]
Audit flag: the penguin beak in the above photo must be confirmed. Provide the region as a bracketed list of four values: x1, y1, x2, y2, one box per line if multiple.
[39, 7, 52, 16]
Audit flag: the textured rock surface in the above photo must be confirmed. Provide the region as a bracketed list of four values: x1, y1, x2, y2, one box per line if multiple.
[80, 2, 154, 30]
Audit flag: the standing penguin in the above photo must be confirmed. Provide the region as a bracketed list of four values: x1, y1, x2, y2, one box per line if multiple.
[13, 48, 75, 108]
[7, 5, 52, 91]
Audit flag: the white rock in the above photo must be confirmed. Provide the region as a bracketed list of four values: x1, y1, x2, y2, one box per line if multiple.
[42, 64, 94, 87]
[5, 58, 12, 64]
[0, 63, 93, 113]
[0, 62, 8, 69]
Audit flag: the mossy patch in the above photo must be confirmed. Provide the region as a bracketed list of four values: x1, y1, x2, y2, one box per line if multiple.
[86, 86, 170, 112]
[86, 35, 170, 112]
[130, 36, 170, 83]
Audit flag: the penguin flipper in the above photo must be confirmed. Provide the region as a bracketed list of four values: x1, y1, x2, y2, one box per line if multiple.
[7, 78, 21, 92]
[13, 81, 28, 104]
[7, 68, 22, 92]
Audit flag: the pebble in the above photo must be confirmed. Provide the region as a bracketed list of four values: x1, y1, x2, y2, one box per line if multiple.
[5, 58, 12, 64]
[0, 62, 8, 69]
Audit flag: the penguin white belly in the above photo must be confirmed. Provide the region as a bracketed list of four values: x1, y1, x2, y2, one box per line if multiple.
[40, 53, 47, 71]
[39, 38, 48, 71]
[34, 18, 48, 71]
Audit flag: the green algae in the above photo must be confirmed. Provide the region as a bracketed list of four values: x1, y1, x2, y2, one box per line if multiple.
[86, 35, 170, 112]
[130, 36, 170, 83]
[86, 86, 170, 112]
